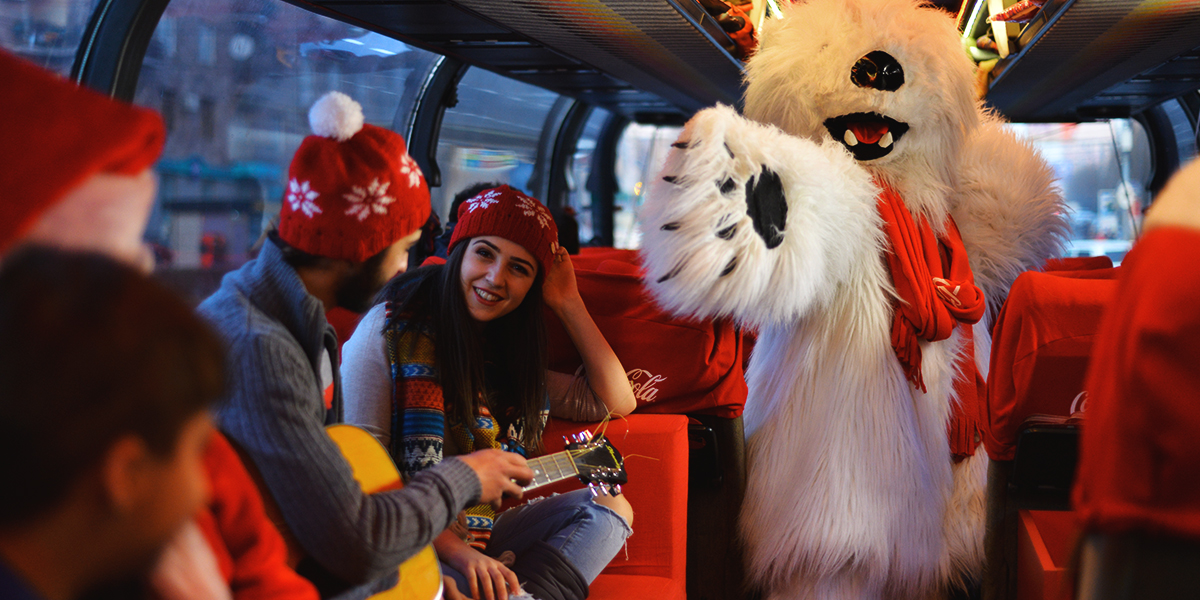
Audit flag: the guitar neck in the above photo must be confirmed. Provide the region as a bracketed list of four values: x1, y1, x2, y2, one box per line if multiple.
[524, 450, 580, 491]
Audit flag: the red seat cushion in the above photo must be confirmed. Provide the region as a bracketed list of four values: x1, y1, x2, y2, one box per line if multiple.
[589, 574, 685, 600]
[545, 248, 749, 418]
[538, 414, 688, 594]
[1044, 255, 1114, 272]
[1074, 227, 1200, 538]
[983, 268, 1118, 461]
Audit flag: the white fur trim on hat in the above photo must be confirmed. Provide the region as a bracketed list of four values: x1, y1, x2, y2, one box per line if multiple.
[308, 91, 364, 142]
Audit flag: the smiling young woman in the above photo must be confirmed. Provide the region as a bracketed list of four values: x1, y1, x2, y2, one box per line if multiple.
[341, 185, 636, 600]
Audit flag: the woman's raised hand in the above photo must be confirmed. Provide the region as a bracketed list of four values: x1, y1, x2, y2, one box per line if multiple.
[540, 244, 581, 314]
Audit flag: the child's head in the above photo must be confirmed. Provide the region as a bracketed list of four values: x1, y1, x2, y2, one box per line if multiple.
[0, 248, 223, 571]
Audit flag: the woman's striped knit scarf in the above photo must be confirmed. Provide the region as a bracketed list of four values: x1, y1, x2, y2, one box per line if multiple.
[383, 303, 546, 549]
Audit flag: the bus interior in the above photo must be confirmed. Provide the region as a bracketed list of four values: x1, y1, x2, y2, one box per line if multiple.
[4, 0, 1200, 599]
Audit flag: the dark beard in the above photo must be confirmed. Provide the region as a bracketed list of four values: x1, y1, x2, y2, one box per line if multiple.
[336, 251, 390, 313]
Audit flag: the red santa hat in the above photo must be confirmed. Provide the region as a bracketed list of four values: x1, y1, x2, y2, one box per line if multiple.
[449, 185, 559, 276]
[278, 91, 431, 263]
[0, 51, 165, 253]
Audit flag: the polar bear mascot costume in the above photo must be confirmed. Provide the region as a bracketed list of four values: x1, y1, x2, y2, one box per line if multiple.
[638, 0, 1068, 598]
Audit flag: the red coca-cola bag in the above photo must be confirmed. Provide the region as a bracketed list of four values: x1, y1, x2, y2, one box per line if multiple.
[545, 248, 749, 418]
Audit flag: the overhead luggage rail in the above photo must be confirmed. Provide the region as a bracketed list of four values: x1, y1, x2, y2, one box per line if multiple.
[985, 0, 1200, 122]
[300, 0, 745, 121]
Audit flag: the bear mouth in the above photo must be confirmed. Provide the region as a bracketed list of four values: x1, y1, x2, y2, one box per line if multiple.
[823, 113, 910, 161]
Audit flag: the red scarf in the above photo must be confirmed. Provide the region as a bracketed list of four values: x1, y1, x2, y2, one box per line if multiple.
[877, 179, 986, 459]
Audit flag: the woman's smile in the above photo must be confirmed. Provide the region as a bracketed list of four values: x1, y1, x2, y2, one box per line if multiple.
[472, 286, 503, 304]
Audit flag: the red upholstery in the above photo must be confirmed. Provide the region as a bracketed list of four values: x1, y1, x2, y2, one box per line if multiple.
[1016, 510, 1078, 600]
[1074, 227, 1200, 538]
[1044, 256, 1114, 272]
[197, 432, 320, 600]
[538, 414, 689, 600]
[326, 307, 363, 356]
[983, 268, 1118, 461]
[545, 248, 749, 418]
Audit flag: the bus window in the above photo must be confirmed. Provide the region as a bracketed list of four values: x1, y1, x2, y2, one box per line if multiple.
[614, 123, 682, 249]
[0, 0, 99, 74]
[1008, 119, 1152, 264]
[132, 0, 440, 301]
[568, 108, 612, 245]
[433, 68, 561, 221]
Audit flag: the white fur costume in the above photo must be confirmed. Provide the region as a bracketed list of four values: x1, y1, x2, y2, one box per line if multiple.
[638, 1, 1067, 598]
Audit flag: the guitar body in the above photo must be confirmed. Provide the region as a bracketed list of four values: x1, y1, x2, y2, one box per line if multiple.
[327, 424, 443, 600]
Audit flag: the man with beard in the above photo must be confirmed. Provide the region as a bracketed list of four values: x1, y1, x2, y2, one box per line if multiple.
[198, 92, 533, 600]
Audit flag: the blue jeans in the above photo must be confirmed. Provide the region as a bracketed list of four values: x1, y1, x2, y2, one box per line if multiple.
[441, 489, 632, 591]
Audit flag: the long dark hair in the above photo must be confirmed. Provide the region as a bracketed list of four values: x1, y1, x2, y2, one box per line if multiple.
[377, 240, 548, 449]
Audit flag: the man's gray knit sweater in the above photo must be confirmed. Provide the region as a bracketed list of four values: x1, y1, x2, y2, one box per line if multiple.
[198, 239, 481, 598]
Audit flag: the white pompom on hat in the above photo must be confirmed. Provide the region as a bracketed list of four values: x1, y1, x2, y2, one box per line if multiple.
[308, 91, 364, 142]
[280, 91, 430, 262]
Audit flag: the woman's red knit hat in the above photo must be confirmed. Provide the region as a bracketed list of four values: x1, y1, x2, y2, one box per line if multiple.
[449, 185, 559, 276]
[0, 51, 165, 253]
[279, 91, 431, 263]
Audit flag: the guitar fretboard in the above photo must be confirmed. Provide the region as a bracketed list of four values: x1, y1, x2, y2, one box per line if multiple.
[524, 451, 580, 490]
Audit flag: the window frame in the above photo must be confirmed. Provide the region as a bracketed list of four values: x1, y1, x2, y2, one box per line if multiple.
[74, 0, 170, 97]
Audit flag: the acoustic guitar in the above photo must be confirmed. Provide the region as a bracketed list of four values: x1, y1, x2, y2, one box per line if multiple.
[327, 425, 627, 600]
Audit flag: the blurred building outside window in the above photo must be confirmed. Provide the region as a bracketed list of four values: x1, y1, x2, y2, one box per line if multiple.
[1007, 119, 1151, 264]
[0, 0, 100, 74]
[613, 123, 681, 249]
[134, 0, 440, 302]
[432, 67, 562, 223]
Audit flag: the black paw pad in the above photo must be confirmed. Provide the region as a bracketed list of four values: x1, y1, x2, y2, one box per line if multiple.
[745, 167, 787, 249]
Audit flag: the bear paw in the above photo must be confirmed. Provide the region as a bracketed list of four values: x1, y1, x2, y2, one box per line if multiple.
[640, 104, 879, 326]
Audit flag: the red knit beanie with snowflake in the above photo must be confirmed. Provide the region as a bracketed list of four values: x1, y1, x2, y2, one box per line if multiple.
[279, 91, 431, 263]
[0, 50, 164, 254]
[449, 185, 559, 276]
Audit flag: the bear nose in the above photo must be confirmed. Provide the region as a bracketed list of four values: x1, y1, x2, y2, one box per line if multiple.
[851, 51, 904, 92]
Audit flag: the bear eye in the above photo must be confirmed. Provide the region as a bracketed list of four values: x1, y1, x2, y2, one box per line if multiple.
[851, 51, 904, 92]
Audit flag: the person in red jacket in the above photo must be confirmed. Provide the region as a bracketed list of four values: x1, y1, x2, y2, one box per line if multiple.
[1073, 157, 1200, 592]
[152, 434, 318, 600]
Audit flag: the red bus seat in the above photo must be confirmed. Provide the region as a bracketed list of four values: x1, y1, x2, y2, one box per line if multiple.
[544, 247, 749, 419]
[984, 269, 1118, 462]
[540, 415, 689, 600]
[983, 267, 1117, 600]
[544, 247, 751, 598]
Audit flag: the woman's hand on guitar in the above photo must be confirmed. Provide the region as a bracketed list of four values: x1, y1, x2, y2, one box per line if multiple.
[458, 449, 533, 509]
[443, 543, 523, 600]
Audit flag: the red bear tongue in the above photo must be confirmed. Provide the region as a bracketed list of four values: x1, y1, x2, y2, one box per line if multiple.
[847, 122, 889, 144]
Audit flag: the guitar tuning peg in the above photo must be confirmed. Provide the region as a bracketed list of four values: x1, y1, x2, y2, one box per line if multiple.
[582, 430, 594, 442]
[611, 484, 622, 496]
[588, 482, 610, 498]
[562, 435, 571, 445]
